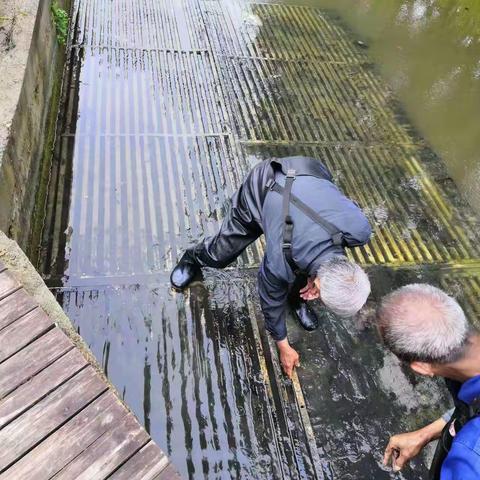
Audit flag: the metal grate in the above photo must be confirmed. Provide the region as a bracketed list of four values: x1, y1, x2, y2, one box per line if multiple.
[41, 132, 265, 279]
[40, 0, 480, 280]
[440, 269, 480, 326]
[71, 0, 208, 50]
[215, 56, 413, 143]
[61, 47, 230, 136]
[203, 2, 369, 63]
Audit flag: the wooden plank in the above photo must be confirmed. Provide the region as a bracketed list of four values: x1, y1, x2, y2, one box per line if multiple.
[109, 441, 170, 480]
[0, 348, 88, 428]
[0, 328, 73, 399]
[0, 367, 107, 472]
[154, 464, 182, 480]
[0, 266, 174, 478]
[0, 270, 20, 301]
[53, 413, 150, 480]
[0, 392, 128, 480]
[0, 289, 37, 331]
[0, 308, 53, 362]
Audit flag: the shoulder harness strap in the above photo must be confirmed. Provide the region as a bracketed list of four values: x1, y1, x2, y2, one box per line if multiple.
[267, 174, 344, 274]
[281, 169, 297, 274]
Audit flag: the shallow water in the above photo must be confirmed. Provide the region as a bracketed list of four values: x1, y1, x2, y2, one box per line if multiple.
[281, 0, 480, 213]
[57, 276, 319, 478]
[37, 0, 480, 478]
[289, 265, 473, 479]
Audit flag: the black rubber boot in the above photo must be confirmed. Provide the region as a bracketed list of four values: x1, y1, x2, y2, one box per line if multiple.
[291, 302, 319, 331]
[170, 249, 202, 290]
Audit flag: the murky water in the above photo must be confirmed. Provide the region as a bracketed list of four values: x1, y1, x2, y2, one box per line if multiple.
[289, 265, 467, 479]
[57, 276, 319, 479]
[282, 0, 480, 213]
[36, 0, 480, 478]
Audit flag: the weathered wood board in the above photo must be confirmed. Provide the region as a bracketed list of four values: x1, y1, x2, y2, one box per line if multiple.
[0, 267, 178, 479]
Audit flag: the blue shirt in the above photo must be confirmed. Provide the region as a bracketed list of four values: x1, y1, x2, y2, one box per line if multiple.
[442, 375, 480, 479]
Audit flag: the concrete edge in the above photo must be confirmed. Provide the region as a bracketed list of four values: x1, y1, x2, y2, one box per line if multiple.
[0, 0, 70, 249]
[0, 229, 130, 411]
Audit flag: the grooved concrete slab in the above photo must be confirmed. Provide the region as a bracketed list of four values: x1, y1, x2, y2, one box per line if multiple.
[37, 1, 480, 478]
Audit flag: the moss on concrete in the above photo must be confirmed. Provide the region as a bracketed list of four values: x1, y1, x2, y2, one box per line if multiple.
[0, 0, 69, 250]
[26, 44, 66, 265]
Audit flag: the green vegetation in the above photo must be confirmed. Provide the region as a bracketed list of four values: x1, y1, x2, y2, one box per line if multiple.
[50, 2, 68, 46]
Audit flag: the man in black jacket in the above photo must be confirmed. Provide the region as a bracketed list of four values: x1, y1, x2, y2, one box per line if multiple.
[171, 156, 372, 377]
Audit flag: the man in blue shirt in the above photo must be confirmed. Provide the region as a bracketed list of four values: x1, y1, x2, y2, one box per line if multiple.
[376, 284, 480, 479]
[171, 156, 372, 377]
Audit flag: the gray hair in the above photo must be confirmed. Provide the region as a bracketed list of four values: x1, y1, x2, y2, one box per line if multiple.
[317, 257, 370, 317]
[377, 284, 469, 364]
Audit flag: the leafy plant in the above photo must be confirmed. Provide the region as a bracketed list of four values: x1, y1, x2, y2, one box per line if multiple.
[51, 2, 68, 46]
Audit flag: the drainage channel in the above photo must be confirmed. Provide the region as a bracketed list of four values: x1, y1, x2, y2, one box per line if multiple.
[36, 0, 480, 479]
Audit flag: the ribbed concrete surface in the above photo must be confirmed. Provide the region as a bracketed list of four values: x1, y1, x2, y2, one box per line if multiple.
[37, 1, 480, 479]
[39, 0, 480, 282]
[56, 274, 321, 479]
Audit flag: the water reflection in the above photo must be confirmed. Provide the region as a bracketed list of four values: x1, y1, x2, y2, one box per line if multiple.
[58, 277, 318, 478]
[39, 0, 480, 478]
[281, 0, 480, 213]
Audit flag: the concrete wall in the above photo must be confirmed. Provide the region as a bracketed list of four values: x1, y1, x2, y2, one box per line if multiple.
[0, 0, 68, 249]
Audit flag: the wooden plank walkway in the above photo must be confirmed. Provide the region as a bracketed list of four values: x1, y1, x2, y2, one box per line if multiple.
[0, 261, 180, 480]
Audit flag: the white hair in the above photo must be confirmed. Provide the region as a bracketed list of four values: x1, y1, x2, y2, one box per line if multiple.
[317, 257, 370, 317]
[377, 284, 469, 363]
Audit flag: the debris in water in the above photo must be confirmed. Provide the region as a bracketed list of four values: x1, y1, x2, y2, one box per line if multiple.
[355, 39, 369, 49]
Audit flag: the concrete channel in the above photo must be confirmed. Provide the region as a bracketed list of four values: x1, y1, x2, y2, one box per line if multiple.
[29, 0, 480, 479]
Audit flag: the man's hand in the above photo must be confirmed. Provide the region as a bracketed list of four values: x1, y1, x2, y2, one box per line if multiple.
[384, 418, 446, 471]
[384, 430, 428, 472]
[299, 278, 320, 301]
[277, 339, 300, 378]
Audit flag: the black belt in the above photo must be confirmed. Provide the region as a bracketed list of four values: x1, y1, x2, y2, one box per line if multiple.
[266, 170, 344, 274]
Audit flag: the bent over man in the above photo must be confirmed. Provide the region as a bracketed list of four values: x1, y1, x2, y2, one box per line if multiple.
[171, 156, 372, 377]
[377, 284, 480, 479]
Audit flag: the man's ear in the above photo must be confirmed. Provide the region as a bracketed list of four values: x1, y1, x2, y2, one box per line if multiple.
[313, 277, 321, 291]
[410, 361, 435, 377]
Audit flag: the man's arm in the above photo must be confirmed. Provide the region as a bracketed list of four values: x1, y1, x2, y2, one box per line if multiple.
[257, 264, 299, 378]
[384, 417, 446, 471]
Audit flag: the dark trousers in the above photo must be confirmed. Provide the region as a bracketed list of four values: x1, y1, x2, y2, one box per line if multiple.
[194, 188, 263, 269]
[192, 161, 308, 301]
[193, 160, 268, 268]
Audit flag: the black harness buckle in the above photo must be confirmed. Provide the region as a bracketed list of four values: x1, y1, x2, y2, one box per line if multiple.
[332, 232, 344, 246]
